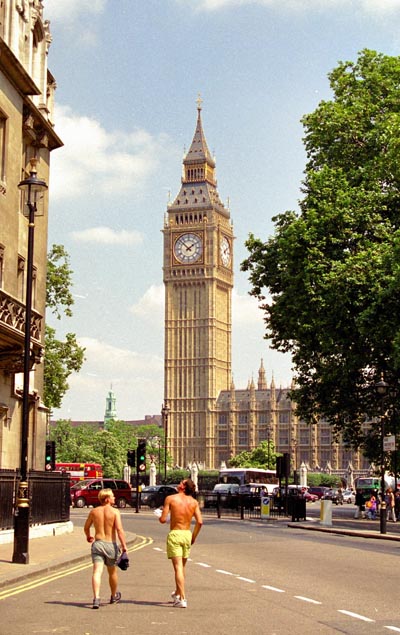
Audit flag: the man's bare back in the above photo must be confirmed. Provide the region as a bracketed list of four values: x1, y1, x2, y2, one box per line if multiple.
[84, 490, 127, 549]
[164, 492, 200, 530]
[87, 505, 119, 542]
[159, 479, 203, 541]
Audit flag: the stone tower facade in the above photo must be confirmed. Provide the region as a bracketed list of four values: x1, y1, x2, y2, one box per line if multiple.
[163, 99, 234, 468]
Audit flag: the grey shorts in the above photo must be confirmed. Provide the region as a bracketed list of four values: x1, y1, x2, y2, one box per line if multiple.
[91, 540, 119, 567]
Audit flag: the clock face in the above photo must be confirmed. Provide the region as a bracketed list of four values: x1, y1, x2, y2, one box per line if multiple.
[174, 233, 203, 263]
[220, 236, 231, 267]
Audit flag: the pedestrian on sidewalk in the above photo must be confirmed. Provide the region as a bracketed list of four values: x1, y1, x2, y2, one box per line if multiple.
[386, 488, 396, 522]
[159, 478, 203, 609]
[84, 488, 128, 609]
[366, 494, 377, 520]
[355, 489, 365, 519]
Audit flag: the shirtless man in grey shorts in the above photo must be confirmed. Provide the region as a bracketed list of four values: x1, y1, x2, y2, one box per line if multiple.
[84, 488, 127, 609]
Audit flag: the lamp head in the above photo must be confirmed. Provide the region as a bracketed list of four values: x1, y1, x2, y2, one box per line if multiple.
[375, 377, 389, 396]
[18, 158, 48, 194]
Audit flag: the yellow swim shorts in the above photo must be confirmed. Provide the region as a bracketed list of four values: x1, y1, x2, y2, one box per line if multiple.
[166, 529, 192, 559]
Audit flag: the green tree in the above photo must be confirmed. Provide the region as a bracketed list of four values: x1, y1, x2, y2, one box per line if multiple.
[44, 245, 85, 410]
[242, 50, 400, 452]
[229, 441, 277, 469]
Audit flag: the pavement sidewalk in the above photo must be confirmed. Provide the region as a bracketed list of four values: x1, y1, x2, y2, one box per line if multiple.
[0, 525, 138, 590]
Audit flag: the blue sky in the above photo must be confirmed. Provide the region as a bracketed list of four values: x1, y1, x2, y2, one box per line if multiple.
[44, 0, 400, 421]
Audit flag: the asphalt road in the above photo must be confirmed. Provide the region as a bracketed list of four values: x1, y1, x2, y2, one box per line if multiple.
[1, 508, 399, 635]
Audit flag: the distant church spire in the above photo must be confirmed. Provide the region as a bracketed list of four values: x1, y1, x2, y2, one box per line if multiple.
[104, 386, 117, 426]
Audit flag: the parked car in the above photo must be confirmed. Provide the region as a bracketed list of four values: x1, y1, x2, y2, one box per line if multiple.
[70, 478, 132, 508]
[322, 488, 344, 505]
[272, 486, 318, 503]
[204, 483, 240, 508]
[140, 485, 178, 508]
[308, 486, 330, 500]
[342, 489, 356, 504]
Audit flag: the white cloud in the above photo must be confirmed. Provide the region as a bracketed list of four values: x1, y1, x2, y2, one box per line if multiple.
[179, 0, 400, 13]
[232, 288, 265, 325]
[71, 226, 143, 246]
[50, 104, 171, 201]
[51, 337, 163, 420]
[44, 0, 107, 22]
[129, 285, 263, 325]
[130, 285, 164, 321]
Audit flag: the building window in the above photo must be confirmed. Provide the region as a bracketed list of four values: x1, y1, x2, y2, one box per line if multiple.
[279, 412, 289, 423]
[219, 413, 227, 425]
[17, 256, 25, 301]
[218, 430, 228, 445]
[320, 450, 331, 465]
[0, 244, 4, 288]
[32, 266, 37, 308]
[299, 429, 310, 445]
[239, 413, 248, 424]
[279, 429, 289, 445]
[238, 430, 248, 446]
[258, 428, 270, 443]
[258, 413, 268, 424]
[0, 113, 7, 185]
[320, 428, 331, 445]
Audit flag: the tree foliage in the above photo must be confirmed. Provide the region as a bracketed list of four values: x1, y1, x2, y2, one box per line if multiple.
[44, 245, 85, 410]
[241, 50, 400, 450]
[228, 441, 277, 469]
[49, 419, 169, 479]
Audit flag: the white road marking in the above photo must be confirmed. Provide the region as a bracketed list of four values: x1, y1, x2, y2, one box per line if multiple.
[153, 547, 163, 551]
[338, 610, 375, 622]
[384, 627, 400, 632]
[196, 562, 212, 567]
[236, 576, 256, 583]
[262, 585, 285, 593]
[295, 595, 322, 605]
[215, 569, 234, 575]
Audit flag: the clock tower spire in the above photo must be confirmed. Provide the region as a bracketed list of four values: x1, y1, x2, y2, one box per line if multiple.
[163, 99, 234, 469]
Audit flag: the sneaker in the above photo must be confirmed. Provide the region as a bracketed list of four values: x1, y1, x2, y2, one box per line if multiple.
[173, 598, 187, 608]
[92, 598, 100, 609]
[171, 591, 180, 602]
[110, 591, 121, 604]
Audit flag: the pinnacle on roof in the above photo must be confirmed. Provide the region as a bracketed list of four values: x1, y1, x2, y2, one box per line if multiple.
[184, 94, 215, 168]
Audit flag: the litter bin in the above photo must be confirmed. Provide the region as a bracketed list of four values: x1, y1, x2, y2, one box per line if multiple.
[291, 496, 306, 521]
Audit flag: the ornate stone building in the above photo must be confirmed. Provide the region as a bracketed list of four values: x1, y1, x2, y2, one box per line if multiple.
[163, 102, 370, 473]
[0, 1, 62, 468]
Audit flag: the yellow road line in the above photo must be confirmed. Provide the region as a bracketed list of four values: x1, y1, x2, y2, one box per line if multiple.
[0, 536, 152, 600]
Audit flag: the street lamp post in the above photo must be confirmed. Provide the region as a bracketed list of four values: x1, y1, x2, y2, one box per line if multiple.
[12, 160, 47, 564]
[375, 376, 389, 535]
[161, 402, 169, 482]
[266, 424, 271, 469]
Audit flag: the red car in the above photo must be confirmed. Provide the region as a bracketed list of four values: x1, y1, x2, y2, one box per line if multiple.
[303, 491, 318, 503]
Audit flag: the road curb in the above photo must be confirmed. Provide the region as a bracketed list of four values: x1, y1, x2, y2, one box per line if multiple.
[287, 522, 400, 541]
[0, 534, 139, 591]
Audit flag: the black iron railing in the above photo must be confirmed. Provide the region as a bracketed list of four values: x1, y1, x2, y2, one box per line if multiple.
[0, 470, 70, 531]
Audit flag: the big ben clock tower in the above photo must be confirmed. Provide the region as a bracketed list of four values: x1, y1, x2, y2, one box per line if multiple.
[163, 98, 234, 469]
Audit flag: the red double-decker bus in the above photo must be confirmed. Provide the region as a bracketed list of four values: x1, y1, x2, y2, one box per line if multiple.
[55, 462, 103, 485]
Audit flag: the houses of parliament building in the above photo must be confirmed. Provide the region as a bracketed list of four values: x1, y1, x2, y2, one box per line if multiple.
[162, 99, 370, 474]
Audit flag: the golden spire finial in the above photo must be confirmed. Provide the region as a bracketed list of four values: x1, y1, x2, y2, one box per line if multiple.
[196, 93, 203, 112]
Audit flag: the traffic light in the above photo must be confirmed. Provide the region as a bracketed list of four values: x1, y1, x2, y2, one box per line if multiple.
[127, 449, 136, 467]
[276, 452, 290, 479]
[137, 439, 146, 472]
[45, 440, 56, 471]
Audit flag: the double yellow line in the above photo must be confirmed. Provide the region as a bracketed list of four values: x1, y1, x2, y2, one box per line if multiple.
[0, 535, 152, 601]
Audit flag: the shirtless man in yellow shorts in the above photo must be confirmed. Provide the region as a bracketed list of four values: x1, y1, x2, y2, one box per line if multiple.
[84, 488, 127, 609]
[159, 478, 203, 608]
